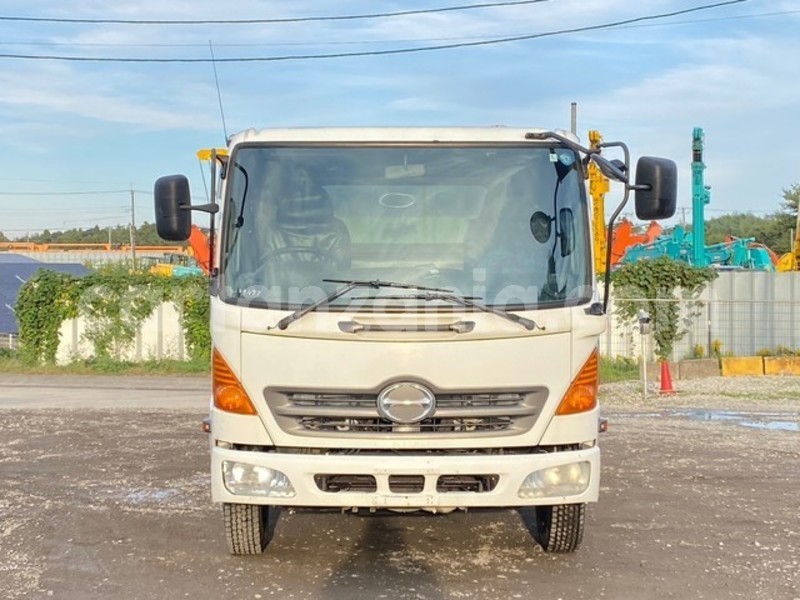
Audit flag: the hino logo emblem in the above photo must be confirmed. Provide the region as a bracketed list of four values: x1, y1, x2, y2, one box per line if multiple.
[377, 382, 436, 424]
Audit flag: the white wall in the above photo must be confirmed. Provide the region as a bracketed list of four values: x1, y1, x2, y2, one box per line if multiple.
[56, 302, 186, 364]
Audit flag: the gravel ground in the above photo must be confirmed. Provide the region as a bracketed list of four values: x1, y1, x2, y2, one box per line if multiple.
[601, 375, 800, 412]
[0, 374, 798, 600]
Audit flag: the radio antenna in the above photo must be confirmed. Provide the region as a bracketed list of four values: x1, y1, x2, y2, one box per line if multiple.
[209, 40, 228, 141]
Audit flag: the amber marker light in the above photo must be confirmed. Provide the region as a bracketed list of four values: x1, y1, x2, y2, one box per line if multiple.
[556, 349, 599, 416]
[213, 349, 257, 415]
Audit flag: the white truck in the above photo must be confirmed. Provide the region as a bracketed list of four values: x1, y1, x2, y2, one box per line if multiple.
[155, 126, 676, 554]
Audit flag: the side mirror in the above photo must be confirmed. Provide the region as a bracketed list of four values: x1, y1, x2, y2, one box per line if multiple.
[154, 175, 192, 241]
[559, 208, 575, 257]
[634, 157, 677, 220]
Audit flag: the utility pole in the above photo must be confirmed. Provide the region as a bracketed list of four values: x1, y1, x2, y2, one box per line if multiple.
[129, 187, 137, 269]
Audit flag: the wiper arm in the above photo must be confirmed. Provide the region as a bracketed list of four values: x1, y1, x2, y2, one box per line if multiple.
[415, 292, 545, 331]
[323, 278, 454, 293]
[270, 278, 455, 331]
[349, 294, 481, 301]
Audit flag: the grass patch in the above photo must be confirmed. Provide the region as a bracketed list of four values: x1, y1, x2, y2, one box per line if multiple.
[0, 351, 209, 377]
[4, 347, 639, 384]
[599, 355, 640, 384]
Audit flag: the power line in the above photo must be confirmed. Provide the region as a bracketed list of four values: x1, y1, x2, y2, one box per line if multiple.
[0, 189, 151, 196]
[613, 9, 800, 30]
[3, 9, 794, 50]
[0, 1, 749, 63]
[0, 189, 131, 196]
[0, 0, 549, 25]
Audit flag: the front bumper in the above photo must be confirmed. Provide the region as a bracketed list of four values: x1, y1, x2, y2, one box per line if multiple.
[211, 445, 600, 508]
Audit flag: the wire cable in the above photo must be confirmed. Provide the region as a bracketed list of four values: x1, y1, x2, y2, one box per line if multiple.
[0, 1, 749, 63]
[1, 8, 795, 50]
[0, 190, 151, 196]
[0, 0, 549, 25]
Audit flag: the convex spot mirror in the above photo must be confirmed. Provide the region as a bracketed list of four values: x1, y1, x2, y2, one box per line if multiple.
[529, 209, 575, 256]
[634, 157, 677, 220]
[530, 211, 552, 243]
[154, 174, 192, 241]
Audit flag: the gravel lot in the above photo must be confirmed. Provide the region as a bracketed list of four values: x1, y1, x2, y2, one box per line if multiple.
[0, 374, 798, 600]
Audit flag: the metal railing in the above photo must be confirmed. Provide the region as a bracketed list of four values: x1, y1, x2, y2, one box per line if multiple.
[0, 333, 18, 351]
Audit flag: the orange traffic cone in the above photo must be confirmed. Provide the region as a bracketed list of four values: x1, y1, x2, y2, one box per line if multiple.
[659, 360, 676, 394]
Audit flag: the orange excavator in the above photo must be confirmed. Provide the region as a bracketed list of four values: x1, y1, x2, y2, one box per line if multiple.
[610, 218, 662, 265]
[187, 225, 211, 275]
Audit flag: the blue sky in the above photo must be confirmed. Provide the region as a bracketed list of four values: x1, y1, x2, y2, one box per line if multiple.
[1, 0, 799, 237]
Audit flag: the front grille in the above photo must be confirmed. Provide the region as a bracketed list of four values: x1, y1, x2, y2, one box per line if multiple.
[388, 475, 425, 493]
[436, 475, 499, 493]
[265, 387, 547, 438]
[315, 475, 377, 493]
[313, 474, 500, 494]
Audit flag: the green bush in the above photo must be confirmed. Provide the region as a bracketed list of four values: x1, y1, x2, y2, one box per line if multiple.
[612, 257, 717, 360]
[15, 265, 210, 365]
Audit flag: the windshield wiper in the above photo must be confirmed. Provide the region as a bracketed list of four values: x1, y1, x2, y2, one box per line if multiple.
[269, 279, 455, 331]
[409, 292, 544, 331]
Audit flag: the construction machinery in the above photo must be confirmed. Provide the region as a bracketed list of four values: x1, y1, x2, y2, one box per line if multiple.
[588, 130, 610, 274]
[610, 218, 662, 265]
[621, 127, 776, 270]
[776, 209, 800, 271]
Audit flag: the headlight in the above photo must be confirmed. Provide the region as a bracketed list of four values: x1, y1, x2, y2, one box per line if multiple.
[518, 461, 590, 499]
[222, 461, 295, 498]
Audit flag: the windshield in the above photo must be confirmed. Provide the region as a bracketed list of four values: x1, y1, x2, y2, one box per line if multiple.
[221, 144, 590, 310]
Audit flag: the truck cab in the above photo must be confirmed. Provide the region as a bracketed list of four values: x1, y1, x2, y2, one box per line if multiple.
[155, 126, 676, 554]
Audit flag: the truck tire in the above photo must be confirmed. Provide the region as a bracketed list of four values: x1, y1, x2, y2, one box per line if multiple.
[223, 503, 274, 555]
[533, 503, 585, 553]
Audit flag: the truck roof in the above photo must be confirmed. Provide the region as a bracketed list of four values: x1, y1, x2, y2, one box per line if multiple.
[229, 126, 579, 146]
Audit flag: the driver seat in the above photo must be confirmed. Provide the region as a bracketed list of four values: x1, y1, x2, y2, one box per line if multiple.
[262, 190, 351, 285]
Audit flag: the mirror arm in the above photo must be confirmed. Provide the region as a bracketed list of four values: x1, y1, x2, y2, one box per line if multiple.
[209, 150, 218, 277]
[592, 155, 629, 184]
[602, 187, 631, 314]
[180, 203, 220, 214]
[525, 130, 595, 156]
[595, 140, 632, 184]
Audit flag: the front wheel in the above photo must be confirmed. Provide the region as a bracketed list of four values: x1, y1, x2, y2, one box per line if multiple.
[532, 503, 586, 553]
[223, 503, 275, 555]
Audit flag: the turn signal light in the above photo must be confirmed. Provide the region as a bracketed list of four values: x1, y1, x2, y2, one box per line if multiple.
[556, 349, 598, 416]
[213, 349, 257, 415]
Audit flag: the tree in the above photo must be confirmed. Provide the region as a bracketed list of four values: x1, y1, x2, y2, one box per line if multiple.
[702, 210, 793, 256]
[781, 183, 800, 214]
[21, 222, 184, 248]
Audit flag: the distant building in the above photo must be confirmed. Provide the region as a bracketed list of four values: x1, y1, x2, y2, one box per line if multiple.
[0, 254, 90, 335]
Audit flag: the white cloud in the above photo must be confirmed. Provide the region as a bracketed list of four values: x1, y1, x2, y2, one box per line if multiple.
[0, 61, 217, 130]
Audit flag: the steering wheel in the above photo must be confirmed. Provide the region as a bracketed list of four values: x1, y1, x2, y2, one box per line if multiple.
[259, 246, 333, 263]
[254, 246, 335, 280]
